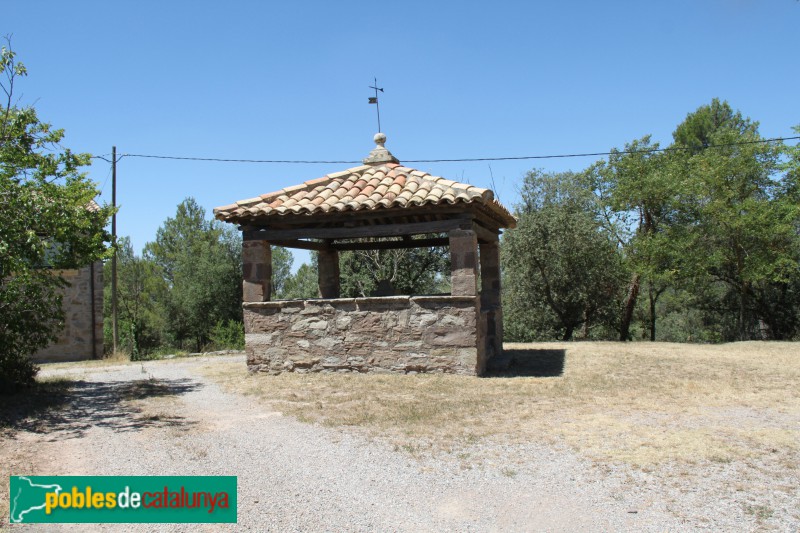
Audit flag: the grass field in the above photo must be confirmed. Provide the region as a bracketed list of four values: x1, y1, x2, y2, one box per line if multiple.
[202, 341, 800, 467]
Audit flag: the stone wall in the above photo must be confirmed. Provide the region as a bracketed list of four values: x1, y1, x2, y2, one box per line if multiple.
[32, 262, 103, 362]
[244, 295, 488, 375]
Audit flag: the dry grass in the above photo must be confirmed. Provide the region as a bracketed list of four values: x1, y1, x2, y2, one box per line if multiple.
[39, 350, 131, 371]
[201, 341, 800, 467]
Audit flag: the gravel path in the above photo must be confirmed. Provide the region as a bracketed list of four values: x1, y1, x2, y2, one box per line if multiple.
[18, 356, 795, 531]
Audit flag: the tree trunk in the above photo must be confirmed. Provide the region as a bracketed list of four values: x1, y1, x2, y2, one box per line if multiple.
[131, 320, 140, 358]
[619, 272, 641, 341]
[581, 308, 591, 339]
[562, 325, 574, 341]
[757, 319, 771, 341]
[738, 281, 750, 341]
[649, 285, 657, 342]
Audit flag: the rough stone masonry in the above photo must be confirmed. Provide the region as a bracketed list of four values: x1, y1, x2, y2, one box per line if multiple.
[32, 263, 104, 362]
[244, 295, 487, 375]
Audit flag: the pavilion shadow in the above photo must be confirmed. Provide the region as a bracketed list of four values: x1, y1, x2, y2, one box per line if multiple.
[485, 348, 566, 378]
[1, 377, 200, 440]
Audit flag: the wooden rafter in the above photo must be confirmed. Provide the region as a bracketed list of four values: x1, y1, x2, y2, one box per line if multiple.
[243, 218, 471, 242]
[331, 237, 449, 251]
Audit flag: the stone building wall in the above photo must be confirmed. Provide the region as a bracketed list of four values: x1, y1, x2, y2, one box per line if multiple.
[243, 295, 487, 375]
[32, 262, 104, 362]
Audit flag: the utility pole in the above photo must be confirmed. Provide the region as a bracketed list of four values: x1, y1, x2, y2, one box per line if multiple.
[111, 146, 118, 354]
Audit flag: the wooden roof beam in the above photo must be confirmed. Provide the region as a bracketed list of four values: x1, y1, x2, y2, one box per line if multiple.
[243, 218, 471, 242]
[266, 239, 330, 251]
[331, 237, 449, 251]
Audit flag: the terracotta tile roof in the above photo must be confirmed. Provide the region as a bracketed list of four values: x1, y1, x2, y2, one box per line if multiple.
[214, 163, 516, 228]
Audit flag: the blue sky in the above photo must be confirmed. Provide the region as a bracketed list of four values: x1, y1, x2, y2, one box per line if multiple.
[6, 1, 799, 268]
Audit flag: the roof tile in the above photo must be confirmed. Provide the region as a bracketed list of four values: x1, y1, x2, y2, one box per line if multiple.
[214, 163, 515, 227]
[305, 176, 330, 187]
[237, 197, 263, 206]
[327, 170, 352, 180]
[282, 183, 307, 194]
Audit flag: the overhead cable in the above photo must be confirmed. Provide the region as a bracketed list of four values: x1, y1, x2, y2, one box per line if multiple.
[90, 135, 800, 165]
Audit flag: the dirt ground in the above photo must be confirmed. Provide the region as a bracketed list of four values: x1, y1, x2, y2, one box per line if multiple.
[1, 342, 798, 531]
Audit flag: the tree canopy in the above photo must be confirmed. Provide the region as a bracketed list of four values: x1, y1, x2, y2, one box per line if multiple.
[503, 99, 800, 343]
[503, 170, 625, 341]
[0, 43, 113, 391]
[339, 244, 450, 298]
[106, 198, 244, 355]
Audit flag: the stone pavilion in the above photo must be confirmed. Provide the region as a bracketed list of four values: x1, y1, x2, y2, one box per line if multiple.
[214, 134, 516, 375]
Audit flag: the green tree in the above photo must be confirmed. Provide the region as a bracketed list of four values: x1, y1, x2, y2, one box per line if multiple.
[589, 136, 679, 340]
[105, 237, 166, 358]
[783, 125, 800, 200]
[144, 198, 242, 351]
[0, 43, 112, 390]
[767, 128, 800, 339]
[339, 242, 449, 297]
[502, 170, 625, 341]
[144, 197, 208, 283]
[282, 261, 320, 299]
[671, 99, 797, 340]
[271, 246, 293, 299]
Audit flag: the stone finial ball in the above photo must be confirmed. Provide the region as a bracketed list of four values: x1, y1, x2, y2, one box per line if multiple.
[374, 132, 387, 145]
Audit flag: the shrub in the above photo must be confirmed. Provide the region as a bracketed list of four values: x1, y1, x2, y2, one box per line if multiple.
[209, 319, 244, 351]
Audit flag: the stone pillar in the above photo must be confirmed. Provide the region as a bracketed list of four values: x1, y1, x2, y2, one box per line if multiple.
[318, 249, 340, 298]
[449, 229, 478, 296]
[480, 239, 503, 358]
[242, 240, 272, 302]
[480, 239, 501, 307]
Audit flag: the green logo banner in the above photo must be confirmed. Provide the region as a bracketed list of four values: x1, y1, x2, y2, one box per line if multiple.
[9, 476, 237, 523]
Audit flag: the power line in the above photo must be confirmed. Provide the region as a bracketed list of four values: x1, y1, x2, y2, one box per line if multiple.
[407, 136, 800, 163]
[89, 135, 800, 165]
[98, 163, 113, 195]
[108, 154, 359, 164]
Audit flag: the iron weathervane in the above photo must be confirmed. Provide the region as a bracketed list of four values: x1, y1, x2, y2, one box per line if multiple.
[368, 77, 384, 133]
